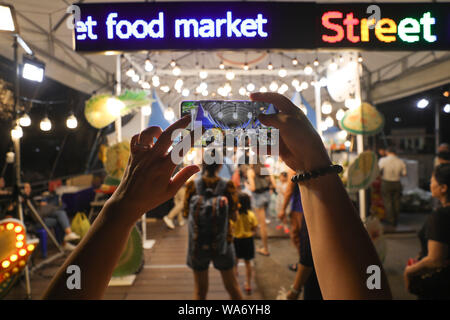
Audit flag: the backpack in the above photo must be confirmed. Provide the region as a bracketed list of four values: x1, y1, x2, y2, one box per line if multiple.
[188, 178, 229, 258]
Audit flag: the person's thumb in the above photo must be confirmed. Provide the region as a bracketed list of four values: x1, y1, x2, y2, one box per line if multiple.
[258, 113, 282, 129]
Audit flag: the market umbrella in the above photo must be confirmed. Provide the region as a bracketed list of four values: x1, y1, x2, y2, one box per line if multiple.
[347, 151, 379, 193]
[340, 102, 384, 135]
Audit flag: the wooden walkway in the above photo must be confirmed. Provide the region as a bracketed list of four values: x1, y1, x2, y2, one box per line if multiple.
[5, 219, 262, 300]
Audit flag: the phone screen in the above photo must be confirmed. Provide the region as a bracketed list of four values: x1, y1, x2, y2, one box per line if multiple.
[180, 100, 277, 131]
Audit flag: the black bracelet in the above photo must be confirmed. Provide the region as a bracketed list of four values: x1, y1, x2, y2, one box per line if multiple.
[291, 164, 343, 183]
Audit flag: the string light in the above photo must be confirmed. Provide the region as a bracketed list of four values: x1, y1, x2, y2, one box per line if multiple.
[164, 108, 175, 121]
[172, 66, 181, 76]
[329, 58, 338, 71]
[292, 58, 298, 66]
[259, 86, 267, 93]
[239, 87, 246, 96]
[243, 63, 249, 71]
[336, 108, 345, 121]
[246, 83, 255, 92]
[11, 125, 23, 139]
[19, 113, 31, 127]
[267, 62, 273, 70]
[304, 63, 313, 75]
[152, 75, 160, 87]
[278, 67, 287, 78]
[269, 81, 278, 92]
[126, 68, 135, 77]
[40, 117, 52, 132]
[219, 61, 225, 69]
[321, 101, 332, 114]
[170, 60, 176, 67]
[313, 58, 319, 67]
[66, 114, 78, 129]
[226, 71, 235, 80]
[182, 88, 190, 97]
[141, 105, 152, 116]
[144, 58, 153, 72]
[199, 68, 208, 79]
[106, 97, 125, 117]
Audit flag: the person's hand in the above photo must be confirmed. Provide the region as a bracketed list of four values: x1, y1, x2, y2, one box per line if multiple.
[250, 92, 331, 172]
[404, 266, 412, 292]
[286, 288, 301, 300]
[107, 115, 200, 226]
[278, 208, 286, 221]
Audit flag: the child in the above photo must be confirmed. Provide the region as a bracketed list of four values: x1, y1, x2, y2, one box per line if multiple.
[275, 172, 290, 234]
[233, 192, 258, 294]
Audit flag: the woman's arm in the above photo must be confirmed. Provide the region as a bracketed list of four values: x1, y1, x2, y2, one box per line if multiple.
[42, 116, 199, 299]
[405, 240, 449, 276]
[246, 168, 256, 192]
[279, 170, 295, 220]
[251, 92, 392, 300]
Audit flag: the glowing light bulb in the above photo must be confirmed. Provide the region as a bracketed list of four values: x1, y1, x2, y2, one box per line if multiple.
[27, 244, 35, 251]
[66, 114, 78, 129]
[170, 60, 176, 67]
[304, 64, 313, 75]
[313, 59, 319, 67]
[344, 140, 351, 148]
[345, 97, 361, 109]
[267, 62, 273, 70]
[16, 234, 24, 241]
[199, 69, 208, 79]
[291, 79, 300, 87]
[19, 249, 27, 256]
[40, 117, 52, 132]
[329, 60, 338, 71]
[278, 83, 289, 94]
[338, 130, 348, 140]
[336, 109, 345, 121]
[247, 83, 255, 92]
[325, 116, 334, 127]
[278, 68, 287, 78]
[106, 98, 125, 117]
[2, 260, 10, 269]
[141, 81, 151, 90]
[182, 88, 190, 97]
[6, 223, 13, 230]
[202, 90, 208, 97]
[141, 106, 152, 116]
[417, 99, 429, 109]
[132, 74, 140, 82]
[10, 255, 17, 262]
[300, 81, 309, 90]
[321, 101, 332, 115]
[152, 75, 160, 87]
[269, 81, 278, 92]
[172, 66, 181, 76]
[444, 104, 450, 113]
[19, 114, 31, 127]
[239, 87, 246, 96]
[319, 122, 328, 132]
[145, 59, 153, 72]
[260, 86, 267, 93]
[243, 63, 249, 71]
[11, 125, 23, 139]
[292, 58, 298, 66]
[226, 71, 235, 80]
[126, 68, 135, 77]
[219, 62, 225, 69]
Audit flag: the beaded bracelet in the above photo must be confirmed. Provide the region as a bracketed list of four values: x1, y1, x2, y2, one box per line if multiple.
[291, 164, 343, 183]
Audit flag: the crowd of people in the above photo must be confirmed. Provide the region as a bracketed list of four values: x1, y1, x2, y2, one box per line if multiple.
[1, 92, 449, 300]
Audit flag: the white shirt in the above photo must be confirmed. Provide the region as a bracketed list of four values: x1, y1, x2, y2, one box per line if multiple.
[378, 155, 407, 182]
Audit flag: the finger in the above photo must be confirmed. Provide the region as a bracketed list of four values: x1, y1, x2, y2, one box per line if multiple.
[130, 134, 140, 153]
[258, 113, 286, 129]
[154, 115, 191, 154]
[168, 164, 200, 195]
[138, 126, 163, 147]
[250, 92, 297, 115]
[167, 128, 198, 164]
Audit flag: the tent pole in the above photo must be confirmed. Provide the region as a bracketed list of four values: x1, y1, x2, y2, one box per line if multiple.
[115, 55, 122, 143]
[314, 74, 322, 138]
[355, 52, 366, 221]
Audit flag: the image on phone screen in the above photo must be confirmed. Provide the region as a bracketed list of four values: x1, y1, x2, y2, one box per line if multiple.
[180, 100, 277, 131]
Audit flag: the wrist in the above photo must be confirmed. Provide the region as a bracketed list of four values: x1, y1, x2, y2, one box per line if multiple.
[103, 196, 141, 229]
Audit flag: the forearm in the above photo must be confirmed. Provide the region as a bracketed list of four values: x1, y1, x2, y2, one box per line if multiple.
[293, 264, 313, 290]
[299, 174, 392, 299]
[42, 199, 136, 299]
[407, 256, 444, 277]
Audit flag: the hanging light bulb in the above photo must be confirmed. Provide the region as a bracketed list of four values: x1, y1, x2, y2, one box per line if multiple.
[304, 63, 313, 75]
[218, 110, 223, 119]
[260, 86, 267, 93]
[141, 81, 151, 90]
[292, 58, 298, 66]
[338, 130, 348, 140]
[239, 87, 246, 96]
[19, 113, 31, 127]
[358, 54, 363, 63]
[291, 79, 299, 88]
[145, 59, 153, 72]
[106, 97, 125, 117]
[300, 81, 309, 90]
[202, 90, 208, 97]
[199, 82, 207, 91]
[199, 68, 208, 79]
[339, 55, 344, 63]
[319, 122, 328, 132]
[246, 83, 255, 92]
[170, 60, 176, 67]
[278, 68, 287, 78]
[141, 105, 152, 116]
[278, 83, 289, 94]
[152, 75, 160, 87]
[160, 85, 170, 93]
[40, 117, 52, 132]
[319, 77, 328, 87]
[313, 58, 319, 67]
[172, 66, 181, 76]
[219, 61, 225, 70]
[344, 140, 351, 148]
[226, 71, 235, 80]
[269, 81, 278, 92]
[267, 62, 273, 70]
[329, 59, 338, 71]
[243, 63, 249, 71]
[66, 114, 78, 129]
[182, 88, 190, 97]
[325, 116, 334, 128]
[132, 74, 140, 82]
[164, 108, 175, 121]
[321, 101, 332, 114]
[174, 78, 183, 91]
[345, 97, 361, 109]
[126, 68, 135, 77]
[336, 108, 345, 121]
[11, 125, 23, 139]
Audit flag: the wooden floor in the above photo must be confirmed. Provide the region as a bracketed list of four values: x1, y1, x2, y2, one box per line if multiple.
[5, 219, 262, 300]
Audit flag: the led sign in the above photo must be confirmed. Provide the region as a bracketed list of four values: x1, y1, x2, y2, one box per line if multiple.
[72, 2, 450, 52]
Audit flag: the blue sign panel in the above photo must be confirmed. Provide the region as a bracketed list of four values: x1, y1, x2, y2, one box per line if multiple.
[73, 2, 450, 52]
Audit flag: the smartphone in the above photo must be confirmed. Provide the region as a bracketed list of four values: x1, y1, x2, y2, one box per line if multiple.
[180, 100, 277, 131]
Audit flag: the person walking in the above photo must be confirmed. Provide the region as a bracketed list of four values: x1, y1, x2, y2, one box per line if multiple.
[378, 147, 407, 228]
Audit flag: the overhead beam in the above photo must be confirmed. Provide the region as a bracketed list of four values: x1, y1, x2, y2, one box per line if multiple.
[370, 54, 450, 104]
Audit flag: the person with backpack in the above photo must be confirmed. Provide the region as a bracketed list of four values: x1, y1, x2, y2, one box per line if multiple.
[233, 192, 258, 294]
[183, 159, 243, 300]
